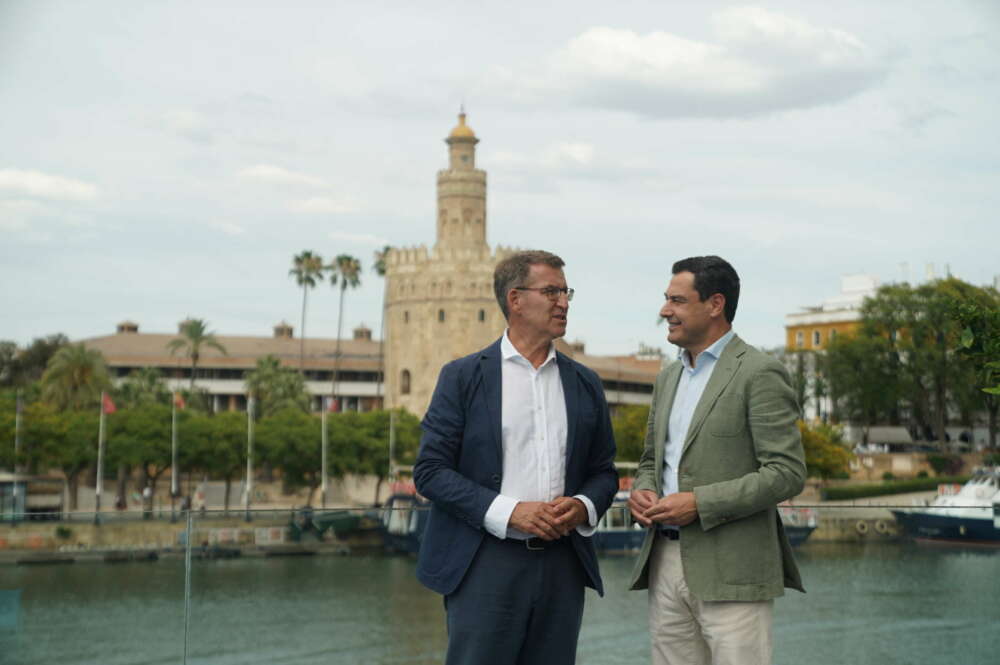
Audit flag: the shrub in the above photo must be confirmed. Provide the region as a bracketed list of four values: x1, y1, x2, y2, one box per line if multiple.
[821, 475, 970, 500]
[926, 453, 964, 475]
[882, 471, 895, 481]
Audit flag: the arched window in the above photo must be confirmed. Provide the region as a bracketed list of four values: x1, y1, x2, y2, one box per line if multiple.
[438, 309, 445, 322]
[401, 370, 411, 395]
[478, 309, 485, 322]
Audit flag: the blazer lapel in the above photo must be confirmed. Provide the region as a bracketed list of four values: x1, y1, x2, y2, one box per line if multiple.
[654, 361, 683, 489]
[557, 353, 579, 467]
[682, 335, 746, 454]
[479, 340, 504, 470]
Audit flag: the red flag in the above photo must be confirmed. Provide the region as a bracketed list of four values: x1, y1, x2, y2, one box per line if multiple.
[328, 397, 340, 413]
[173, 392, 186, 410]
[102, 393, 117, 414]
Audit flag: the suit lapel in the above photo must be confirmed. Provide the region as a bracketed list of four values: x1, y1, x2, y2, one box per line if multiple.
[557, 352, 579, 467]
[479, 340, 504, 470]
[654, 361, 683, 489]
[682, 335, 746, 454]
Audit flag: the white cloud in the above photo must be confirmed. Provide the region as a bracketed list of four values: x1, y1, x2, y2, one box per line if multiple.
[289, 197, 357, 214]
[162, 109, 214, 143]
[327, 231, 389, 246]
[239, 164, 326, 188]
[494, 7, 885, 118]
[0, 169, 99, 201]
[212, 221, 246, 236]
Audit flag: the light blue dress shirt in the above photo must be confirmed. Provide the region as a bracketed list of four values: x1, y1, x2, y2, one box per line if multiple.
[661, 329, 736, 503]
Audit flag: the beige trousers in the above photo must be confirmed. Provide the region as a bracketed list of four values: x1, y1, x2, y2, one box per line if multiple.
[648, 536, 773, 665]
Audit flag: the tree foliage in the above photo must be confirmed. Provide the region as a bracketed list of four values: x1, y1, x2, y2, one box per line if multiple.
[166, 318, 227, 389]
[245, 355, 311, 418]
[611, 404, 649, 462]
[40, 343, 112, 410]
[798, 420, 853, 479]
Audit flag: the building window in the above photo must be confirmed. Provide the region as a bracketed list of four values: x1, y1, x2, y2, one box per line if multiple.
[404, 311, 409, 323]
[829, 329, 837, 341]
[795, 331, 804, 348]
[478, 309, 485, 322]
[812, 330, 821, 347]
[401, 370, 411, 395]
[438, 309, 445, 322]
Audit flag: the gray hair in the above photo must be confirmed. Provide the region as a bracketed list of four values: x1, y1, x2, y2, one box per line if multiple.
[493, 250, 565, 320]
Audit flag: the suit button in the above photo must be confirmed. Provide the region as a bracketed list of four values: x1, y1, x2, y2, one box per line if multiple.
[491, 474, 501, 484]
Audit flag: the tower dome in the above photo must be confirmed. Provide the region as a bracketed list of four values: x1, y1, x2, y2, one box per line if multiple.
[447, 111, 477, 141]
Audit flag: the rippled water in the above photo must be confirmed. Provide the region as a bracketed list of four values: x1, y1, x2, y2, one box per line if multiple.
[1, 542, 998, 664]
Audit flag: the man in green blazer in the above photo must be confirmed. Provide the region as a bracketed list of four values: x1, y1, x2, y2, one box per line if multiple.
[628, 256, 806, 665]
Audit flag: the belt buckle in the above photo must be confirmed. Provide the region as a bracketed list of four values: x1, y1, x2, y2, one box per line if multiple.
[525, 538, 545, 551]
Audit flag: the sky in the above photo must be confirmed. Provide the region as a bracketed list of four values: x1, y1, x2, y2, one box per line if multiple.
[2, 0, 998, 357]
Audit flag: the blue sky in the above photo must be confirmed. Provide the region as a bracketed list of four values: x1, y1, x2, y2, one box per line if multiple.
[2, 1, 998, 355]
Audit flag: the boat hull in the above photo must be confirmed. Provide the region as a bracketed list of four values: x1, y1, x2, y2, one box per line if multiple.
[890, 509, 1000, 544]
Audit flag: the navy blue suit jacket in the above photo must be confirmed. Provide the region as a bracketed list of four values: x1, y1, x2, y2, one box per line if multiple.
[413, 338, 619, 597]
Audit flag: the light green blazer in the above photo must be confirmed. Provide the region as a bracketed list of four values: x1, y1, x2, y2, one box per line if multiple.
[628, 334, 806, 601]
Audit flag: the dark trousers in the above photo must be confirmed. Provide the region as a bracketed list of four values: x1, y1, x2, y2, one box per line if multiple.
[444, 536, 587, 665]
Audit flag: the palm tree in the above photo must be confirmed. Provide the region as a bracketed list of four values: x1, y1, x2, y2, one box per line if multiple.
[373, 245, 392, 407]
[116, 366, 169, 408]
[328, 254, 362, 408]
[166, 319, 227, 390]
[289, 251, 325, 374]
[245, 354, 310, 417]
[40, 343, 112, 410]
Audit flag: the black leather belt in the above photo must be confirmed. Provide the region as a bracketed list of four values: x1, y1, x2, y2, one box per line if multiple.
[658, 529, 680, 540]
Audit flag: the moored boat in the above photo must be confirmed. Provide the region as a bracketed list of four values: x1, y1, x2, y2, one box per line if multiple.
[890, 467, 1000, 545]
[778, 505, 818, 547]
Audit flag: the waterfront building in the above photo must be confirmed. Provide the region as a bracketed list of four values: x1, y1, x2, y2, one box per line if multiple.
[784, 274, 879, 351]
[78, 113, 660, 417]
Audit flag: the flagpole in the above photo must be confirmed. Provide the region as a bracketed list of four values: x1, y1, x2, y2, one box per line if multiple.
[388, 409, 397, 488]
[245, 396, 254, 522]
[171, 394, 179, 523]
[321, 405, 328, 509]
[12, 389, 22, 525]
[95, 391, 106, 525]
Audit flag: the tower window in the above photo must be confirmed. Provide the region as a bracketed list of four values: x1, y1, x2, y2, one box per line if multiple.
[401, 370, 411, 395]
[438, 309, 446, 322]
[478, 309, 485, 322]
[812, 330, 821, 347]
[404, 311, 409, 323]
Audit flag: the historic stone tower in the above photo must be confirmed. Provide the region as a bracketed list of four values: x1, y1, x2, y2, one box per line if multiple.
[384, 112, 514, 416]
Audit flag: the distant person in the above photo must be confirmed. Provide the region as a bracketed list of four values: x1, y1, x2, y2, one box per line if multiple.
[414, 250, 618, 665]
[628, 256, 806, 665]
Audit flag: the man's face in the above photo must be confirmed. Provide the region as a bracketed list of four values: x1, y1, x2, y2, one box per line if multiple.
[660, 271, 716, 351]
[510, 263, 569, 341]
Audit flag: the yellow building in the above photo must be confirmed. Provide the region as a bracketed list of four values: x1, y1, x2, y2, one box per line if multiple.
[784, 274, 879, 350]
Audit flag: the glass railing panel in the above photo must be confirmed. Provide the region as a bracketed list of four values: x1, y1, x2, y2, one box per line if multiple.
[2, 499, 998, 664]
[0, 511, 186, 665]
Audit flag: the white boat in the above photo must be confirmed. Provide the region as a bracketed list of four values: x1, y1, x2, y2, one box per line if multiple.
[891, 467, 1000, 544]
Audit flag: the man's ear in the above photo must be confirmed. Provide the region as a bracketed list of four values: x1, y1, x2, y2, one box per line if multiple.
[709, 293, 726, 318]
[506, 289, 520, 316]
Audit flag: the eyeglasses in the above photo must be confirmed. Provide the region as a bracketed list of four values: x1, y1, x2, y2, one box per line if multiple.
[513, 286, 574, 302]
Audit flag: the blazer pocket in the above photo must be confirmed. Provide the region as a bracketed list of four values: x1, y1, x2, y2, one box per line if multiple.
[708, 396, 747, 437]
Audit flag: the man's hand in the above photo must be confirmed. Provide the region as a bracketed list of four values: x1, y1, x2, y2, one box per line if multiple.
[643, 492, 698, 527]
[551, 496, 588, 535]
[509, 501, 563, 540]
[629, 489, 658, 527]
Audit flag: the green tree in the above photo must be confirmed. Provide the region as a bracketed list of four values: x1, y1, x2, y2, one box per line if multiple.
[289, 250, 325, 374]
[611, 404, 650, 462]
[105, 403, 172, 500]
[40, 343, 112, 410]
[798, 420, 853, 479]
[373, 245, 392, 407]
[953, 295, 1000, 446]
[327, 254, 362, 406]
[115, 367, 169, 408]
[257, 408, 323, 505]
[4, 334, 70, 386]
[185, 410, 246, 513]
[24, 404, 97, 510]
[825, 333, 900, 446]
[166, 319, 227, 390]
[245, 355, 310, 418]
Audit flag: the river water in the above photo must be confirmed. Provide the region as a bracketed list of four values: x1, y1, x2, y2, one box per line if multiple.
[1, 542, 997, 665]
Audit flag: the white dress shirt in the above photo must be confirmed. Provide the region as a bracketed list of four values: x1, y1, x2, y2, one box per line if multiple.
[662, 329, 736, 500]
[483, 331, 598, 539]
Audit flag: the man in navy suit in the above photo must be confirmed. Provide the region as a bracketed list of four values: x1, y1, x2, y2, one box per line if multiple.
[414, 250, 619, 665]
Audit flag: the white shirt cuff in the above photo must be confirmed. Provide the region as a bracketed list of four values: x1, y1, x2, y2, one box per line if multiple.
[484, 494, 519, 539]
[573, 494, 598, 537]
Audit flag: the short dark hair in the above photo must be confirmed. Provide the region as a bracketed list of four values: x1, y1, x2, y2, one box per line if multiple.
[672, 256, 740, 323]
[493, 250, 565, 320]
